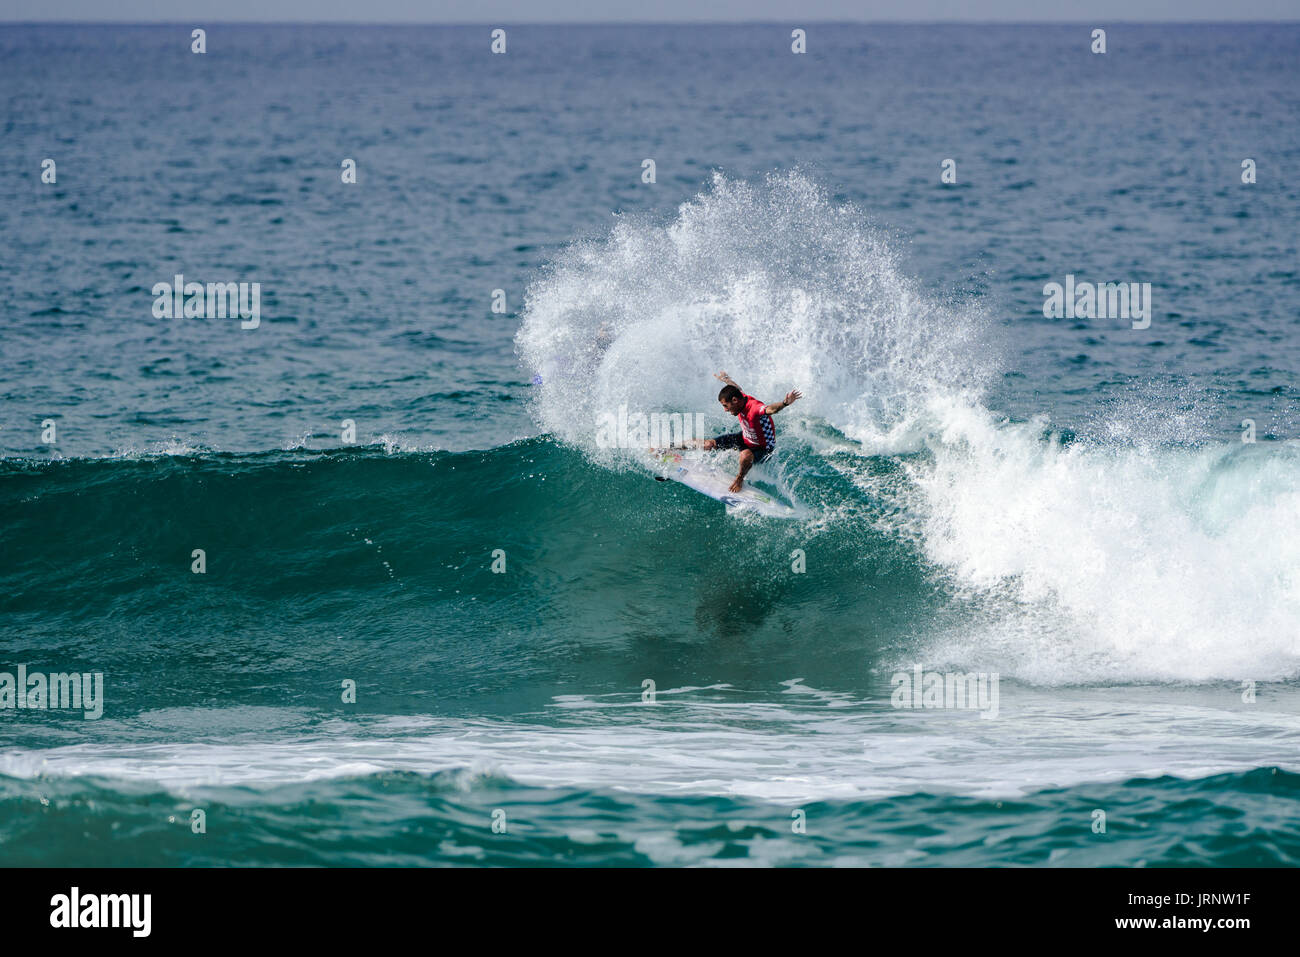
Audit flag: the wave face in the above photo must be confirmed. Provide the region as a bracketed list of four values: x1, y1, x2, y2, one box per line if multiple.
[7, 433, 1298, 709]
[0, 442, 934, 721]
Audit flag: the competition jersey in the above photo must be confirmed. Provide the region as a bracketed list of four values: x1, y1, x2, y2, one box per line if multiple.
[737, 394, 776, 449]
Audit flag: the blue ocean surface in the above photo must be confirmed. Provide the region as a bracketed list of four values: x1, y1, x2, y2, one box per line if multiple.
[1, 23, 1299, 866]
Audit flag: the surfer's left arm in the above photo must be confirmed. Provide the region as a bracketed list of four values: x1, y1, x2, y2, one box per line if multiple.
[765, 390, 802, 415]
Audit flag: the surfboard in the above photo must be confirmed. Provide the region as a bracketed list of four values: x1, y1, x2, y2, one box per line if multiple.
[649, 448, 800, 519]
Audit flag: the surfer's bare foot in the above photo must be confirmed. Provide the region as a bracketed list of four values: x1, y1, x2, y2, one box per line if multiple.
[729, 476, 744, 493]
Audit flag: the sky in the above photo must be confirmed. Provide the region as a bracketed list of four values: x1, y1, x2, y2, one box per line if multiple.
[0, 0, 1296, 23]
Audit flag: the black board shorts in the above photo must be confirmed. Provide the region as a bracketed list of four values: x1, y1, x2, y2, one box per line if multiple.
[714, 432, 773, 463]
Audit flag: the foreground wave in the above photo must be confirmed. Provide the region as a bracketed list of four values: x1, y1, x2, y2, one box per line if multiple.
[3, 429, 1298, 700]
[1, 766, 1296, 867]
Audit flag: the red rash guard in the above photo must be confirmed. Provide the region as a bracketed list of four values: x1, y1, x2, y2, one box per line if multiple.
[737, 394, 776, 449]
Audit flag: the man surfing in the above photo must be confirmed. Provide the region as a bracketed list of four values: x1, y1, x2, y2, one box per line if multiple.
[682, 371, 802, 492]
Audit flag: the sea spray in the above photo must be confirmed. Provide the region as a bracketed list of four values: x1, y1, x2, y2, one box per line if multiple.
[516, 170, 994, 464]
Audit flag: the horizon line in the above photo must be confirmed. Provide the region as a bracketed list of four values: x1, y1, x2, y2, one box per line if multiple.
[3, 19, 1299, 26]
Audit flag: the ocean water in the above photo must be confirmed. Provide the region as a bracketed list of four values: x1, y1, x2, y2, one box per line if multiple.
[2, 23, 1299, 867]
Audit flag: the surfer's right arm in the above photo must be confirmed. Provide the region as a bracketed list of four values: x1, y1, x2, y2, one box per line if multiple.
[713, 370, 741, 391]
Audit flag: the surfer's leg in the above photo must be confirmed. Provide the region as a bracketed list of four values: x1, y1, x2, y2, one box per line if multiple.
[730, 446, 755, 492]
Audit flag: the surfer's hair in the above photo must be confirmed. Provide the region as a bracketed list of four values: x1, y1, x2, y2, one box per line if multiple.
[718, 384, 743, 402]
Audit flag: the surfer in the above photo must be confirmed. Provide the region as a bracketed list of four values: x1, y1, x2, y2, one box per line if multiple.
[680, 371, 801, 492]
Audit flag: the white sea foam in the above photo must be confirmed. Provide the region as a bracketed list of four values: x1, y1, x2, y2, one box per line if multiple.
[903, 400, 1300, 683]
[4, 688, 1297, 802]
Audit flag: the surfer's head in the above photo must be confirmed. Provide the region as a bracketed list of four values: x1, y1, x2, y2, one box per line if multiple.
[718, 384, 744, 413]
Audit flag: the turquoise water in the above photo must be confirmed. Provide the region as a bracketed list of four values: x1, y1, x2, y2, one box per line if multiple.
[2, 24, 1299, 866]
[2, 767, 1296, 867]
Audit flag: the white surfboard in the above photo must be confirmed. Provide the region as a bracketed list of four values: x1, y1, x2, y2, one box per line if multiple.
[649, 448, 800, 519]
